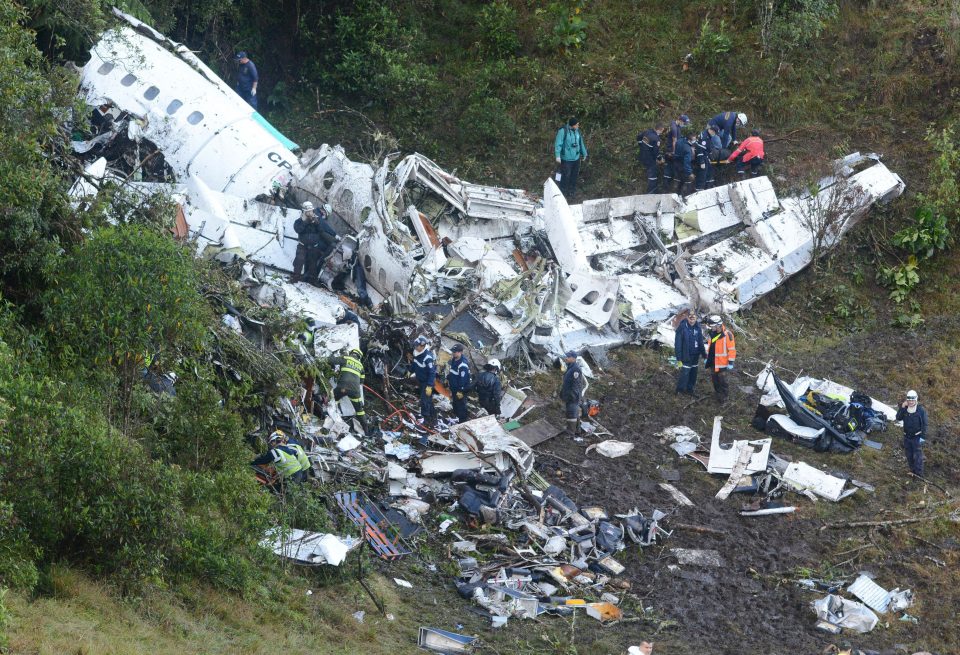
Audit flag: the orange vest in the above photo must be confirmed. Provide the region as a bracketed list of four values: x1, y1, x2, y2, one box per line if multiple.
[711, 328, 736, 371]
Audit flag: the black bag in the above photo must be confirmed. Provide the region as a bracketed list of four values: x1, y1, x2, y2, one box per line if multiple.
[850, 391, 872, 408]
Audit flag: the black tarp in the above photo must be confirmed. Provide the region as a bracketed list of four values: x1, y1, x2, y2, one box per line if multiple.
[772, 373, 858, 453]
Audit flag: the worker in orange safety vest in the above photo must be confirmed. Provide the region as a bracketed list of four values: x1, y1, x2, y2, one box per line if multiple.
[729, 129, 765, 177]
[704, 315, 736, 403]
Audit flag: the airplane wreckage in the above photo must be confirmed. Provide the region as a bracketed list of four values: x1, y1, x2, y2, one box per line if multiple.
[73, 9, 906, 366]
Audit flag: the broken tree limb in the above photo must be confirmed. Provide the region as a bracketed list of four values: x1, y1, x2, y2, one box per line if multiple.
[909, 472, 952, 497]
[672, 523, 726, 537]
[819, 512, 955, 532]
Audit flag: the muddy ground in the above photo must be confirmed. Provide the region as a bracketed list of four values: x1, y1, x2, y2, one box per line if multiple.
[370, 266, 960, 655]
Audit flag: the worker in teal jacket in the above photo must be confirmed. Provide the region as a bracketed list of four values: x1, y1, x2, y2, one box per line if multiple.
[553, 117, 588, 201]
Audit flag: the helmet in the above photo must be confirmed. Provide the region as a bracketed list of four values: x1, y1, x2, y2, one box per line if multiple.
[737, 112, 748, 126]
[451, 343, 465, 353]
[301, 201, 314, 212]
[413, 335, 428, 347]
[487, 358, 501, 370]
[334, 306, 346, 320]
[906, 390, 918, 400]
[268, 429, 286, 445]
[707, 314, 722, 327]
[349, 348, 363, 359]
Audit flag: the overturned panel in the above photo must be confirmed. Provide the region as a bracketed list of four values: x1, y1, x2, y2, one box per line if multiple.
[564, 271, 620, 328]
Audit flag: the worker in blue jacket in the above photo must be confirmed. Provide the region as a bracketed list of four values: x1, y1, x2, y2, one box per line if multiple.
[674, 310, 707, 395]
[699, 124, 722, 189]
[710, 111, 747, 148]
[446, 344, 471, 423]
[553, 117, 588, 200]
[673, 128, 696, 196]
[896, 390, 928, 477]
[475, 359, 503, 417]
[408, 336, 437, 426]
[637, 123, 666, 193]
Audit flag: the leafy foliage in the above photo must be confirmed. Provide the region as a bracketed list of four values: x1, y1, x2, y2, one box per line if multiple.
[692, 19, 733, 72]
[478, 0, 520, 59]
[767, 0, 839, 56]
[537, 0, 588, 52]
[44, 225, 208, 425]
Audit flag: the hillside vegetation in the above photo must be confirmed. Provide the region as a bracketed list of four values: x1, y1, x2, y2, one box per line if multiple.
[1, 1, 959, 654]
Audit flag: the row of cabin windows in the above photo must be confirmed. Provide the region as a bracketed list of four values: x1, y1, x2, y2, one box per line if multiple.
[98, 62, 204, 125]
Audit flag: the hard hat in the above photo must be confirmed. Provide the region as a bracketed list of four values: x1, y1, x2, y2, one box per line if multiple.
[906, 390, 918, 400]
[488, 358, 501, 369]
[450, 343, 465, 353]
[334, 305, 346, 320]
[301, 201, 314, 212]
[707, 314, 722, 326]
[737, 112, 748, 126]
[413, 335, 428, 347]
[268, 429, 286, 444]
[349, 348, 363, 359]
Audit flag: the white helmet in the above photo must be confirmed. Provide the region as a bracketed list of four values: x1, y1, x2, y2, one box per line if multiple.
[737, 112, 748, 126]
[301, 201, 314, 212]
[906, 390, 918, 401]
[488, 358, 501, 370]
[334, 306, 346, 320]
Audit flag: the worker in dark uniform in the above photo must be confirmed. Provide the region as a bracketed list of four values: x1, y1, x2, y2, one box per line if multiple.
[291, 202, 339, 285]
[234, 51, 259, 109]
[663, 114, 690, 189]
[896, 390, 927, 477]
[560, 350, 585, 436]
[446, 344, 471, 423]
[475, 359, 502, 417]
[673, 127, 696, 197]
[330, 348, 368, 434]
[408, 336, 437, 426]
[637, 123, 666, 193]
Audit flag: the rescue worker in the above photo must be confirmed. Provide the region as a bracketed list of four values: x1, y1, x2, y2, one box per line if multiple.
[729, 129, 765, 177]
[637, 123, 666, 193]
[560, 350, 585, 436]
[408, 335, 437, 426]
[674, 310, 707, 395]
[673, 127, 696, 197]
[475, 359, 503, 417]
[330, 348, 368, 434]
[896, 389, 927, 477]
[250, 430, 309, 485]
[710, 111, 747, 148]
[291, 201, 339, 284]
[697, 124, 722, 190]
[662, 113, 690, 188]
[234, 51, 259, 109]
[334, 305, 362, 330]
[446, 344, 471, 423]
[554, 117, 589, 200]
[704, 315, 736, 404]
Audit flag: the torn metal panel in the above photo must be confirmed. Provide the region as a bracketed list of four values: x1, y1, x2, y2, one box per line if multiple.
[420, 451, 487, 476]
[511, 419, 563, 447]
[260, 528, 360, 566]
[563, 271, 620, 328]
[847, 574, 892, 613]
[417, 627, 478, 654]
[543, 179, 589, 273]
[82, 21, 300, 199]
[782, 462, 851, 502]
[447, 415, 534, 474]
[715, 445, 755, 500]
[619, 274, 689, 325]
[706, 417, 771, 475]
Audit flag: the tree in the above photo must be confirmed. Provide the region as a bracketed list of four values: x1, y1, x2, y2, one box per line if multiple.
[44, 225, 208, 429]
[796, 166, 865, 271]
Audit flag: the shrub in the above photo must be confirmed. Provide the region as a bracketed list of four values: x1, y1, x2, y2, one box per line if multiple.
[692, 19, 732, 71]
[478, 1, 521, 59]
[44, 225, 208, 428]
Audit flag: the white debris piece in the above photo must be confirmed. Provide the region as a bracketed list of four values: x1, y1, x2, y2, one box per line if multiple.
[261, 528, 359, 566]
[812, 594, 879, 633]
[706, 417, 771, 474]
[782, 462, 854, 502]
[587, 440, 635, 458]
